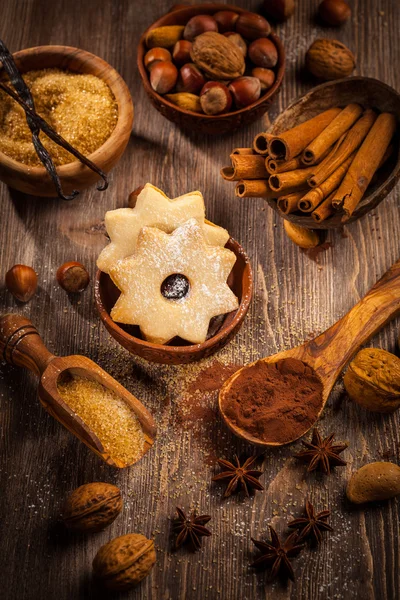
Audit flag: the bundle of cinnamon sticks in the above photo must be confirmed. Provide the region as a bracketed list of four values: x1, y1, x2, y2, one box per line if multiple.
[221, 104, 397, 223]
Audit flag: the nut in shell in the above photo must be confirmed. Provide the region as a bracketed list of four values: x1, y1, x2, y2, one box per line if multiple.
[283, 220, 320, 248]
[344, 348, 400, 413]
[190, 31, 245, 80]
[346, 462, 400, 504]
[306, 39, 355, 81]
[93, 533, 156, 591]
[63, 482, 123, 533]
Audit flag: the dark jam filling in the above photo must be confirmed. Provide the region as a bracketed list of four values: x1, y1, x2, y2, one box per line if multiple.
[161, 274, 190, 300]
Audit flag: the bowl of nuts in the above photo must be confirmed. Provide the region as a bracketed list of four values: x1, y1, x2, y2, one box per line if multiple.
[137, 4, 285, 134]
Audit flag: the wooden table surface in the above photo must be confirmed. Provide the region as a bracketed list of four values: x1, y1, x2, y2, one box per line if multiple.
[1, 1, 400, 599]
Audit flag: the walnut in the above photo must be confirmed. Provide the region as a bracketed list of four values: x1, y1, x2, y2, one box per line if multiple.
[63, 482, 123, 533]
[306, 39, 355, 81]
[190, 31, 245, 80]
[343, 348, 400, 413]
[93, 533, 156, 591]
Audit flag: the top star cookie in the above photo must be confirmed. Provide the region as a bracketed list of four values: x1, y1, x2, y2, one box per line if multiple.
[109, 219, 238, 345]
[97, 183, 230, 274]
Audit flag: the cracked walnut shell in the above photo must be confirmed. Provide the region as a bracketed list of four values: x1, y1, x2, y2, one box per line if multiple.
[344, 348, 400, 413]
[93, 533, 156, 591]
[63, 482, 123, 533]
[306, 39, 355, 81]
[190, 31, 245, 80]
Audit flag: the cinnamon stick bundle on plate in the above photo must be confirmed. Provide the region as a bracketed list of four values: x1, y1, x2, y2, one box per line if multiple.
[221, 104, 398, 224]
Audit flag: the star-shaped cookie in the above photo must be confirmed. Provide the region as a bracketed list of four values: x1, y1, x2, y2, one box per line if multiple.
[97, 183, 230, 274]
[109, 219, 239, 345]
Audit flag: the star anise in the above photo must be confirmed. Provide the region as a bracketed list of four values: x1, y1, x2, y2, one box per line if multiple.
[251, 526, 305, 581]
[294, 428, 348, 474]
[173, 507, 211, 551]
[288, 500, 333, 544]
[212, 454, 264, 498]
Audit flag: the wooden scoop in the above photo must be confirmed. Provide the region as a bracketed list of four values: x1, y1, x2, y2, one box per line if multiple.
[219, 259, 400, 447]
[0, 314, 157, 467]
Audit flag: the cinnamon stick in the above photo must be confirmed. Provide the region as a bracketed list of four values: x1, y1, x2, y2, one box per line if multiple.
[232, 148, 254, 155]
[332, 112, 397, 219]
[269, 108, 342, 161]
[252, 132, 273, 155]
[266, 155, 303, 174]
[298, 153, 355, 212]
[302, 104, 363, 165]
[220, 154, 268, 181]
[308, 109, 377, 188]
[269, 165, 316, 192]
[235, 180, 276, 198]
[311, 189, 337, 223]
[277, 190, 306, 214]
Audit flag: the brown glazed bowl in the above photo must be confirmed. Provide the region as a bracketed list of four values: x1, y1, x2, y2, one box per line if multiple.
[0, 45, 134, 196]
[94, 238, 253, 365]
[137, 4, 285, 135]
[265, 77, 400, 229]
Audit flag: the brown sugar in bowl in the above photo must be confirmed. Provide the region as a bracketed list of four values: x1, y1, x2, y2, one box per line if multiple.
[94, 237, 252, 365]
[265, 77, 400, 229]
[0, 45, 134, 197]
[137, 4, 285, 135]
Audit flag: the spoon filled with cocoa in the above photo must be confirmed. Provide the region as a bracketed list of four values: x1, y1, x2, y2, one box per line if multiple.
[219, 259, 400, 446]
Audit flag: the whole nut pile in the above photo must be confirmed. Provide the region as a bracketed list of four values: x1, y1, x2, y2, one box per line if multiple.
[143, 10, 280, 115]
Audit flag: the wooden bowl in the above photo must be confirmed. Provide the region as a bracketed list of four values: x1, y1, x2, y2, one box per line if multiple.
[265, 77, 400, 229]
[94, 238, 253, 364]
[137, 4, 285, 135]
[0, 45, 134, 196]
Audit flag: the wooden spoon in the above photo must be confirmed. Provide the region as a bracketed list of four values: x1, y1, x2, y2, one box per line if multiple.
[0, 314, 156, 467]
[219, 259, 400, 446]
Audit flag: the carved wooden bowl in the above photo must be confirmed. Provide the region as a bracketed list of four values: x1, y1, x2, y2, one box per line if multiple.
[137, 4, 285, 135]
[265, 77, 400, 229]
[0, 45, 134, 197]
[94, 238, 253, 365]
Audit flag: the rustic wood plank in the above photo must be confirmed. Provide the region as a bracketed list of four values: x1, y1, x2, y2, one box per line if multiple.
[1, 0, 400, 599]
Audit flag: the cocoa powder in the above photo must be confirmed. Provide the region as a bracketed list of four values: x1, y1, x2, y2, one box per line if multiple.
[223, 358, 324, 444]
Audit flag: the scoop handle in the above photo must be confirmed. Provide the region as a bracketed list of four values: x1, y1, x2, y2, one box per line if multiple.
[310, 258, 400, 385]
[0, 314, 54, 377]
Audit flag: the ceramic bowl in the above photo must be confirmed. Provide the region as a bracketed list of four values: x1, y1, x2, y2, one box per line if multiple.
[94, 237, 253, 365]
[264, 77, 400, 229]
[0, 45, 133, 196]
[137, 4, 285, 135]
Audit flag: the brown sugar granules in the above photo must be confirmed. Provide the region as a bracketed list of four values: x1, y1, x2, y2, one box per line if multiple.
[57, 375, 144, 465]
[0, 68, 118, 166]
[223, 358, 324, 444]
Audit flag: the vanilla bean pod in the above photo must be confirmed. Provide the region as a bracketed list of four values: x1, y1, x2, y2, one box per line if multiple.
[0, 39, 108, 199]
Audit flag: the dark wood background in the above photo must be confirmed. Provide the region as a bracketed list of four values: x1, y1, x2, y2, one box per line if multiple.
[1, 1, 400, 599]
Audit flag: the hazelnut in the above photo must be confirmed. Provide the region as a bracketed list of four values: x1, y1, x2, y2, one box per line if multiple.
[144, 47, 171, 70]
[248, 37, 278, 68]
[172, 40, 192, 66]
[252, 67, 276, 92]
[200, 81, 232, 115]
[56, 261, 90, 293]
[176, 63, 206, 94]
[93, 533, 156, 591]
[228, 76, 261, 109]
[214, 10, 240, 33]
[235, 12, 271, 41]
[183, 14, 218, 42]
[5, 264, 38, 302]
[306, 38, 355, 80]
[223, 32, 247, 57]
[63, 482, 123, 533]
[128, 186, 145, 208]
[263, 0, 295, 22]
[343, 348, 400, 413]
[149, 60, 178, 94]
[318, 0, 351, 26]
